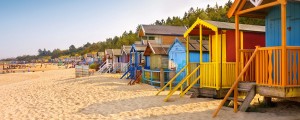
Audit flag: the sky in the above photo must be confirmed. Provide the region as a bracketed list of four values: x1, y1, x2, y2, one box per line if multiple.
[0, 0, 228, 59]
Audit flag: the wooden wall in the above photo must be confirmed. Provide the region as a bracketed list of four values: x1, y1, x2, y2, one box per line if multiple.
[162, 36, 184, 45]
[226, 30, 265, 62]
[266, 2, 300, 46]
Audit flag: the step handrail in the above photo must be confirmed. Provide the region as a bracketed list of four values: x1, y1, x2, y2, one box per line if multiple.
[122, 62, 130, 72]
[180, 75, 201, 97]
[212, 47, 259, 118]
[155, 64, 189, 96]
[99, 61, 107, 72]
[163, 65, 201, 102]
[100, 61, 107, 69]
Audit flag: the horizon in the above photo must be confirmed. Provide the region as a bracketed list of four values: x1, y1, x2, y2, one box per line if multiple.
[0, 0, 227, 59]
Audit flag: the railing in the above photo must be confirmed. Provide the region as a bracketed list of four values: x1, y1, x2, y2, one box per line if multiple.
[200, 62, 217, 89]
[213, 47, 259, 117]
[156, 64, 188, 96]
[142, 69, 172, 87]
[256, 46, 300, 87]
[221, 62, 236, 88]
[163, 65, 201, 101]
[200, 62, 235, 89]
[286, 47, 300, 86]
[120, 62, 130, 73]
[102, 63, 112, 73]
[189, 63, 200, 86]
[240, 49, 256, 82]
[98, 61, 107, 72]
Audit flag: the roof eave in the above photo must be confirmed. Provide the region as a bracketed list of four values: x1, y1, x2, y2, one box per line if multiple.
[227, 0, 242, 18]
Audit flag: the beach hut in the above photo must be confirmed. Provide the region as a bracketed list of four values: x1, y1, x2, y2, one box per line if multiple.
[157, 19, 265, 101]
[120, 45, 131, 72]
[138, 25, 187, 45]
[142, 42, 170, 86]
[112, 49, 122, 73]
[213, 1, 300, 115]
[99, 49, 113, 73]
[120, 43, 146, 80]
[168, 39, 209, 84]
[120, 25, 187, 80]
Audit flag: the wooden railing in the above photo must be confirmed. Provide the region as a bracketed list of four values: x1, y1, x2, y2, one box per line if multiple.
[142, 69, 171, 87]
[256, 46, 300, 87]
[200, 62, 235, 90]
[200, 62, 217, 89]
[221, 62, 236, 88]
[286, 47, 300, 86]
[190, 62, 200, 85]
[213, 47, 259, 117]
[155, 64, 188, 96]
[256, 47, 282, 86]
[240, 49, 256, 82]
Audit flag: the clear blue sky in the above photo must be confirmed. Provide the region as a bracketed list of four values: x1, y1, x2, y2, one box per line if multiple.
[0, 0, 227, 59]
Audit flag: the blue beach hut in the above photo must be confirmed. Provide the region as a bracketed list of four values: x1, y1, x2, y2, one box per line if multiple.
[168, 38, 209, 83]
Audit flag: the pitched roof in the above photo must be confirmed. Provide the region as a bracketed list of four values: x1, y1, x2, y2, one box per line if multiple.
[112, 49, 121, 56]
[134, 41, 142, 45]
[144, 42, 170, 56]
[122, 45, 131, 55]
[204, 20, 265, 32]
[105, 49, 113, 54]
[131, 44, 147, 52]
[139, 25, 187, 36]
[227, 0, 300, 18]
[185, 19, 265, 37]
[142, 40, 158, 45]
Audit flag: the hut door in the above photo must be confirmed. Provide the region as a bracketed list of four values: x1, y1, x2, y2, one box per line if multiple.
[175, 52, 186, 82]
[287, 14, 300, 45]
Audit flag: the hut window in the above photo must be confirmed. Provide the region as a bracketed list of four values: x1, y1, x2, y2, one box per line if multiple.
[142, 36, 147, 40]
[148, 36, 155, 40]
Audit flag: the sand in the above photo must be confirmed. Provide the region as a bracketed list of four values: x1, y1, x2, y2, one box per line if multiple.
[0, 69, 299, 120]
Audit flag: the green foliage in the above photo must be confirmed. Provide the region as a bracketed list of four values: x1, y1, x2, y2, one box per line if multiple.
[154, 0, 264, 26]
[89, 63, 98, 69]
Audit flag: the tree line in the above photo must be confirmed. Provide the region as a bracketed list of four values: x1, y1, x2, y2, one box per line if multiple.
[2, 0, 264, 62]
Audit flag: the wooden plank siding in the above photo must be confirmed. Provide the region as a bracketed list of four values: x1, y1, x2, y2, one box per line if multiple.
[161, 36, 184, 45]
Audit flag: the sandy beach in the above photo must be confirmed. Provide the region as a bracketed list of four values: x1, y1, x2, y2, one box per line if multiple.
[0, 69, 299, 120]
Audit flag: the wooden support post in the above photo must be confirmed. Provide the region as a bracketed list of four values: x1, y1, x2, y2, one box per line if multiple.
[160, 68, 164, 88]
[215, 30, 220, 90]
[186, 35, 190, 85]
[200, 24, 203, 63]
[234, 15, 240, 113]
[263, 97, 273, 107]
[281, 1, 287, 86]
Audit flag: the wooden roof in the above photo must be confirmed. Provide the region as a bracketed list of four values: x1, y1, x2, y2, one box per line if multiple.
[142, 40, 158, 45]
[121, 45, 131, 55]
[112, 49, 121, 56]
[185, 19, 265, 37]
[144, 42, 170, 56]
[227, 0, 300, 18]
[105, 49, 113, 55]
[134, 41, 143, 45]
[139, 25, 187, 37]
[130, 44, 147, 52]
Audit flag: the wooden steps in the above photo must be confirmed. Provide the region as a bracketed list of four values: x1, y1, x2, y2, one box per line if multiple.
[128, 70, 142, 85]
[225, 82, 256, 112]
